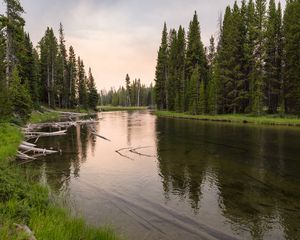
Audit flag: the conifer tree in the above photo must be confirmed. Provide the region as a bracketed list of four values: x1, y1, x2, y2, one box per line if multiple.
[87, 68, 99, 110]
[283, 0, 300, 114]
[67, 46, 77, 108]
[265, 0, 282, 113]
[77, 57, 88, 108]
[57, 23, 68, 108]
[185, 12, 207, 113]
[2, 0, 25, 87]
[155, 23, 168, 110]
[175, 26, 186, 112]
[251, 0, 267, 115]
[125, 74, 131, 106]
[207, 36, 220, 114]
[39, 28, 58, 107]
[167, 29, 177, 111]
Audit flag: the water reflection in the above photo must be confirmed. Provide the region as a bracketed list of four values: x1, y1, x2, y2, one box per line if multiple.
[24, 112, 300, 240]
[156, 117, 300, 239]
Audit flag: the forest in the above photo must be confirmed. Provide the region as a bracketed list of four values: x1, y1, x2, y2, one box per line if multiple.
[100, 74, 155, 107]
[154, 0, 300, 116]
[0, 0, 99, 122]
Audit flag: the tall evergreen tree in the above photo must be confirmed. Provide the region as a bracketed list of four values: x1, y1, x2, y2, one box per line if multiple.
[167, 29, 177, 111]
[185, 11, 207, 113]
[283, 0, 300, 114]
[87, 67, 99, 110]
[67, 46, 77, 108]
[175, 26, 186, 112]
[57, 23, 68, 108]
[39, 28, 58, 108]
[155, 23, 168, 110]
[265, 0, 282, 113]
[251, 0, 267, 115]
[1, 0, 25, 87]
[125, 73, 131, 106]
[77, 57, 88, 108]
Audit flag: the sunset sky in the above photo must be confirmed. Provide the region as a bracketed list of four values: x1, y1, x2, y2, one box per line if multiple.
[1, 0, 285, 90]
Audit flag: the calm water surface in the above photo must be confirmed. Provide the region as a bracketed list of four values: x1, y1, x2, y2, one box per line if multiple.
[26, 111, 300, 240]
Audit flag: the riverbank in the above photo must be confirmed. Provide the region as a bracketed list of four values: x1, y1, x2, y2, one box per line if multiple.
[0, 117, 119, 239]
[98, 106, 148, 112]
[155, 111, 300, 127]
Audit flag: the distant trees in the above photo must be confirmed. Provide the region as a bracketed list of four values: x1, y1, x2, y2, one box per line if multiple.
[0, 0, 99, 121]
[154, 0, 300, 116]
[101, 74, 154, 107]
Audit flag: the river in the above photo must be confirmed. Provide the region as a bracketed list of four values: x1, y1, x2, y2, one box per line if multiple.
[25, 110, 300, 240]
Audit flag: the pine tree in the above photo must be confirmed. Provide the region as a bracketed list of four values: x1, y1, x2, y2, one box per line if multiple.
[207, 36, 220, 114]
[155, 23, 168, 110]
[125, 74, 131, 106]
[252, 0, 267, 115]
[87, 68, 99, 110]
[265, 0, 282, 113]
[67, 46, 77, 108]
[39, 28, 58, 108]
[175, 26, 186, 112]
[283, 0, 300, 114]
[185, 12, 207, 113]
[167, 29, 177, 111]
[77, 57, 88, 108]
[57, 23, 68, 108]
[2, 0, 25, 87]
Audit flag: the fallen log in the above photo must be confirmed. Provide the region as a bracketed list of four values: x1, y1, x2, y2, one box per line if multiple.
[17, 151, 36, 160]
[129, 146, 156, 158]
[91, 132, 111, 141]
[115, 147, 134, 160]
[24, 130, 67, 137]
[19, 144, 58, 155]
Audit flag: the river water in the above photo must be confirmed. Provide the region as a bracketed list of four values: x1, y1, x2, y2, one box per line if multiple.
[26, 111, 300, 240]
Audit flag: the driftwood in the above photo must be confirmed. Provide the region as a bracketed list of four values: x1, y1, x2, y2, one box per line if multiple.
[115, 147, 134, 160]
[129, 146, 156, 158]
[25, 119, 98, 131]
[17, 151, 36, 160]
[19, 144, 58, 154]
[18, 116, 99, 162]
[92, 132, 111, 141]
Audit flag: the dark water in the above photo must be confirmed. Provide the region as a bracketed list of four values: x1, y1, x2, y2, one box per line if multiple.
[25, 111, 300, 240]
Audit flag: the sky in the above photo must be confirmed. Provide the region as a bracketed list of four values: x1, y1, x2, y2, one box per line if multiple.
[0, 0, 285, 90]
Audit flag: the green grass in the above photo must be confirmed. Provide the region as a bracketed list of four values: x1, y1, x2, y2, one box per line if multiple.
[98, 105, 148, 112]
[155, 111, 300, 127]
[0, 123, 22, 161]
[29, 111, 60, 124]
[0, 124, 120, 240]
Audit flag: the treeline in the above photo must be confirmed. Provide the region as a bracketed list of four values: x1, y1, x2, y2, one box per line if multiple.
[155, 0, 300, 115]
[0, 0, 99, 121]
[100, 74, 155, 106]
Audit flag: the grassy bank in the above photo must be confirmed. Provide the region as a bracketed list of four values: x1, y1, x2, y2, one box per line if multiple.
[29, 111, 61, 124]
[0, 123, 119, 239]
[155, 111, 300, 127]
[98, 105, 148, 112]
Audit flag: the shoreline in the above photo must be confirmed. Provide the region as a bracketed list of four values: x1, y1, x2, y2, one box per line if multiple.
[154, 111, 300, 127]
[0, 111, 119, 240]
[98, 106, 148, 112]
